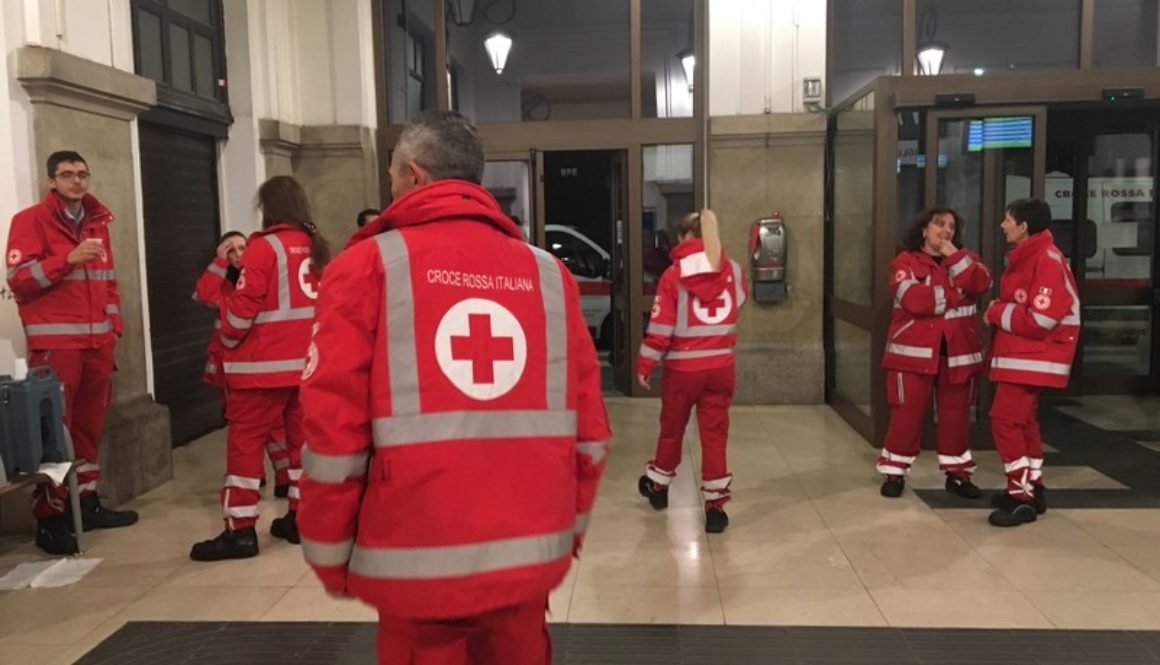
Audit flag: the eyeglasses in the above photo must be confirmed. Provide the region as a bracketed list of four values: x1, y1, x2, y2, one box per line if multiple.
[54, 171, 91, 181]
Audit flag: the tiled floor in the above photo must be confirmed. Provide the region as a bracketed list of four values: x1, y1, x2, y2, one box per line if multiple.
[3, 397, 1160, 664]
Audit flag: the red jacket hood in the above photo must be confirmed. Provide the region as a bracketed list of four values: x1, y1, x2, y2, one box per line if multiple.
[347, 181, 521, 249]
[1007, 229, 1056, 267]
[669, 238, 730, 302]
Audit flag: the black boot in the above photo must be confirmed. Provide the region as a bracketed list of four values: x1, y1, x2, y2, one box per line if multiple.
[270, 511, 300, 544]
[705, 507, 729, 534]
[991, 489, 1047, 515]
[273, 484, 290, 500]
[988, 499, 1038, 527]
[637, 476, 669, 510]
[80, 494, 139, 531]
[1033, 485, 1048, 515]
[190, 527, 259, 561]
[880, 476, 905, 498]
[945, 475, 983, 499]
[36, 515, 79, 555]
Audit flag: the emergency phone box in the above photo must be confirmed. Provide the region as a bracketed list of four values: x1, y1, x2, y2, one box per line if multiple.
[0, 366, 70, 477]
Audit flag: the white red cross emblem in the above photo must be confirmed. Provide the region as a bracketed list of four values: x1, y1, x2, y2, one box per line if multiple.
[435, 298, 527, 401]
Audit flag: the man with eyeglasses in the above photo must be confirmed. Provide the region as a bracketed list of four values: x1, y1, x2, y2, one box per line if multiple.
[5, 150, 138, 555]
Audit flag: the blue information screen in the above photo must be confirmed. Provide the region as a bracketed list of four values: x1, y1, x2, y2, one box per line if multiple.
[967, 116, 1033, 152]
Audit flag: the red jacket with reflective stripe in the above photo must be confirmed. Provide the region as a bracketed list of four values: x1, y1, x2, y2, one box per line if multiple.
[298, 180, 610, 620]
[5, 192, 122, 350]
[984, 230, 1080, 389]
[218, 225, 318, 389]
[193, 256, 234, 386]
[637, 239, 747, 376]
[882, 249, 992, 383]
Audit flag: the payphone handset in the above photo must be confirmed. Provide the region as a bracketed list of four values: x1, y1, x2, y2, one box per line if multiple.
[749, 213, 788, 303]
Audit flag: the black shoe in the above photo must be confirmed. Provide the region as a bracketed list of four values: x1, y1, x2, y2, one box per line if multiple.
[260, 476, 268, 489]
[35, 515, 79, 555]
[945, 476, 983, 499]
[273, 484, 290, 500]
[1033, 485, 1048, 515]
[190, 527, 259, 561]
[637, 475, 669, 511]
[880, 476, 905, 498]
[991, 490, 1047, 515]
[988, 500, 1038, 527]
[705, 508, 729, 534]
[80, 494, 139, 531]
[270, 511, 300, 544]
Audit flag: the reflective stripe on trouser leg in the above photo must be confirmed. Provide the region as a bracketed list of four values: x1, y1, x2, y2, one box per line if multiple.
[282, 391, 306, 511]
[935, 370, 975, 477]
[224, 387, 296, 529]
[701, 474, 733, 504]
[989, 382, 1040, 501]
[877, 371, 932, 477]
[266, 430, 291, 486]
[645, 463, 676, 487]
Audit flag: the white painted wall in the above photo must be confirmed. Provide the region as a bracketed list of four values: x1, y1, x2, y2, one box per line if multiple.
[708, 0, 827, 116]
[6, 0, 134, 72]
[219, 0, 263, 235]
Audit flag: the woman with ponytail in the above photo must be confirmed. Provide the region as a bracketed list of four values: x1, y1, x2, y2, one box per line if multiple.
[191, 175, 331, 561]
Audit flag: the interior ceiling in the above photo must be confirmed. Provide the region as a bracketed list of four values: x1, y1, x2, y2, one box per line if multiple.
[459, 0, 690, 33]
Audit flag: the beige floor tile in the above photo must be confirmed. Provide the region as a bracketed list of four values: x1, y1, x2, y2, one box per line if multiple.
[569, 584, 724, 624]
[107, 585, 290, 622]
[841, 540, 1014, 592]
[871, 589, 1053, 628]
[1026, 591, 1160, 629]
[977, 544, 1160, 592]
[547, 563, 578, 623]
[583, 506, 710, 546]
[574, 538, 716, 587]
[719, 586, 886, 626]
[0, 642, 71, 665]
[260, 587, 378, 621]
[0, 585, 147, 646]
[710, 536, 863, 590]
[159, 542, 310, 588]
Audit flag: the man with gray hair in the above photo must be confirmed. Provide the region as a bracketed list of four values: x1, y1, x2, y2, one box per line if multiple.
[298, 110, 611, 664]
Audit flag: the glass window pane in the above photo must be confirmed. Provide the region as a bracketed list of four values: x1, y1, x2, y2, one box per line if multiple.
[449, 0, 631, 123]
[916, 0, 1080, 75]
[642, 0, 694, 118]
[1088, 133, 1154, 284]
[193, 34, 215, 98]
[1083, 306, 1153, 376]
[896, 111, 926, 242]
[482, 160, 532, 239]
[832, 92, 876, 307]
[385, 0, 436, 123]
[169, 24, 192, 92]
[168, 0, 212, 25]
[1094, 0, 1159, 68]
[834, 320, 872, 416]
[643, 144, 693, 296]
[135, 9, 164, 82]
[831, 0, 900, 105]
[935, 119, 984, 252]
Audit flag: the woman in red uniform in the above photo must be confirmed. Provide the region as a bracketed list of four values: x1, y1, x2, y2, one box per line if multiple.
[876, 207, 992, 499]
[193, 231, 291, 498]
[636, 209, 747, 534]
[190, 176, 330, 561]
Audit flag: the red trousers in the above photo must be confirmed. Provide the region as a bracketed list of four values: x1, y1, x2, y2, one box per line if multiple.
[645, 365, 734, 506]
[989, 382, 1044, 500]
[28, 344, 115, 518]
[222, 387, 303, 529]
[878, 364, 977, 478]
[216, 388, 290, 486]
[377, 599, 550, 665]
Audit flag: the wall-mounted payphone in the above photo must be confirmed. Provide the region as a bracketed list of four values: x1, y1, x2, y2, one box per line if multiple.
[749, 213, 788, 303]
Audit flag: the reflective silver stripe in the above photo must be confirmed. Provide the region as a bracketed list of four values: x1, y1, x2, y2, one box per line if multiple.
[676, 284, 690, 332]
[896, 373, 905, 404]
[639, 345, 663, 360]
[207, 262, 227, 278]
[881, 448, 916, 464]
[377, 232, 420, 416]
[62, 269, 115, 281]
[225, 475, 261, 490]
[302, 446, 370, 483]
[1000, 303, 1015, 333]
[302, 537, 355, 567]
[938, 453, 973, 466]
[226, 310, 253, 330]
[1062, 314, 1081, 325]
[348, 526, 573, 579]
[894, 279, 918, 305]
[214, 319, 222, 330]
[933, 286, 946, 315]
[647, 323, 674, 336]
[1031, 312, 1059, 330]
[255, 306, 315, 323]
[267, 441, 288, 452]
[945, 305, 977, 320]
[24, 320, 112, 336]
[288, 486, 301, 499]
[266, 234, 292, 311]
[947, 352, 983, 368]
[731, 260, 746, 306]
[666, 348, 733, 360]
[677, 324, 735, 338]
[220, 336, 240, 349]
[948, 255, 973, 279]
[373, 410, 577, 447]
[29, 261, 52, 288]
[225, 505, 260, 518]
[891, 320, 915, 339]
[576, 440, 608, 464]
[991, 357, 1071, 376]
[532, 246, 567, 411]
[105, 304, 119, 315]
[223, 359, 306, 374]
[575, 512, 590, 534]
[703, 475, 732, 490]
[1004, 456, 1030, 473]
[886, 343, 933, 359]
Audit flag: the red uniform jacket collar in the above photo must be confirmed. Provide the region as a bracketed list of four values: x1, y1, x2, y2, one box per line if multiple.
[348, 180, 520, 249]
[44, 191, 112, 228]
[1007, 229, 1055, 267]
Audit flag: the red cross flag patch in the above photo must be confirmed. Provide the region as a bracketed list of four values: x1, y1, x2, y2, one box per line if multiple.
[1033, 294, 1052, 311]
[7, 249, 21, 266]
[1039, 286, 1053, 295]
[1014, 288, 1028, 304]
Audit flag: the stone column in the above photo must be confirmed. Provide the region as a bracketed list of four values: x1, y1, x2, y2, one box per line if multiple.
[16, 46, 173, 506]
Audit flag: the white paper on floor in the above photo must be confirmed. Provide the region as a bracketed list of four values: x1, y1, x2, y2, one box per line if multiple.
[0, 558, 102, 590]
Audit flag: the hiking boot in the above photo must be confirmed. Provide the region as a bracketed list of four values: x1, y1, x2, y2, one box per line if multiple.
[880, 476, 905, 498]
[705, 507, 729, 534]
[270, 511, 300, 544]
[190, 527, 259, 561]
[35, 515, 79, 556]
[945, 476, 983, 499]
[637, 475, 669, 511]
[991, 489, 1047, 515]
[80, 494, 138, 531]
[988, 500, 1038, 527]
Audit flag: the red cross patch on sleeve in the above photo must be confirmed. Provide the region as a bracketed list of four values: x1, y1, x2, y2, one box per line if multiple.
[7, 249, 22, 266]
[1033, 294, 1052, 310]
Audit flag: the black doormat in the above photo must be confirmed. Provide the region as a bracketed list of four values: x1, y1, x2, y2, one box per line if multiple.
[72, 622, 1160, 665]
